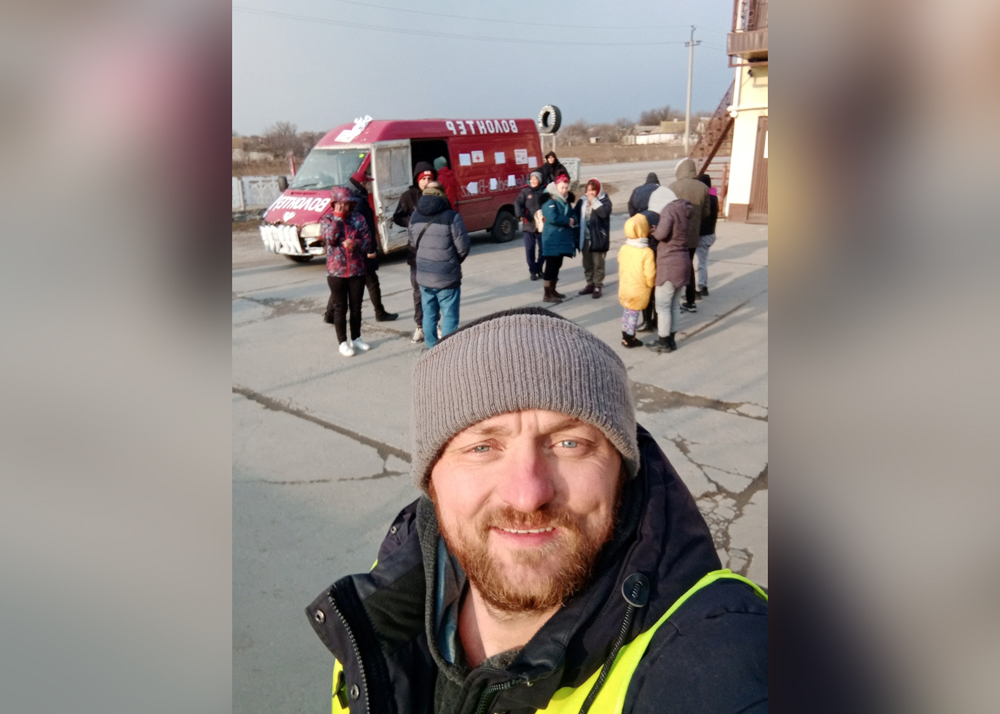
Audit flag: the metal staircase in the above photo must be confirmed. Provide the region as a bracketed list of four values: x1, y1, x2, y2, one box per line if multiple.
[688, 81, 735, 213]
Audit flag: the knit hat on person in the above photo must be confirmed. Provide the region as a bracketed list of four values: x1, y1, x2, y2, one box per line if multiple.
[555, 173, 571, 184]
[645, 172, 659, 185]
[433, 157, 449, 171]
[410, 308, 640, 495]
[413, 161, 436, 183]
[624, 214, 650, 239]
[329, 186, 357, 204]
[530, 171, 543, 183]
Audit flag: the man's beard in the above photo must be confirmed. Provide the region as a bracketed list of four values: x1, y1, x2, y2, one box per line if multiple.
[432, 482, 622, 615]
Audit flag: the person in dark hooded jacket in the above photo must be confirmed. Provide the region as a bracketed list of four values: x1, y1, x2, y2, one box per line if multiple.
[349, 154, 398, 322]
[540, 151, 568, 187]
[307, 308, 768, 714]
[394, 162, 437, 342]
[407, 182, 470, 349]
[628, 172, 660, 216]
[576, 178, 613, 298]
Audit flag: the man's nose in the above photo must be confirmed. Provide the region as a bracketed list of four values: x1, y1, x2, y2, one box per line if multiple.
[497, 444, 556, 513]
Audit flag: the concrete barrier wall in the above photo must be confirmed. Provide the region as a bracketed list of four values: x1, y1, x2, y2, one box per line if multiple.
[232, 175, 293, 211]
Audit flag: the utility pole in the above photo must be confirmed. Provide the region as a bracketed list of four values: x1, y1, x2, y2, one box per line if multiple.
[684, 25, 701, 154]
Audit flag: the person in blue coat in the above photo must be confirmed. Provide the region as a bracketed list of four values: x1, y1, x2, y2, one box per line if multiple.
[540, 174, 577, 303]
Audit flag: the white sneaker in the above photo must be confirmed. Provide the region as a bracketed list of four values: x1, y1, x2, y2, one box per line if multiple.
[411, 327, 424, 343]
[338, 341, 355, 357]
[352, 337, 370, 352]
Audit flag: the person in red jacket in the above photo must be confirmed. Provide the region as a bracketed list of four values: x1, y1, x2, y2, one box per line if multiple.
[433, 156, 459, 208]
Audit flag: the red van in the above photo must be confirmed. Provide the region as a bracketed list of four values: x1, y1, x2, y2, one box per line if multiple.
[259, 117, 544, 263]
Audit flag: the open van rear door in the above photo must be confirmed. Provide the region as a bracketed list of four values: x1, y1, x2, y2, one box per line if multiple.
[370, 140, 412, 253]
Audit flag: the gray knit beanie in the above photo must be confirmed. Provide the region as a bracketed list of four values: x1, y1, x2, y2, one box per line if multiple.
[410, 308, 639, 494]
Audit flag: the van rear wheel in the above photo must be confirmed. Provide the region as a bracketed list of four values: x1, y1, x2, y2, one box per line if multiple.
[285, 254, 314, 263]
[491, 210, 517, 243]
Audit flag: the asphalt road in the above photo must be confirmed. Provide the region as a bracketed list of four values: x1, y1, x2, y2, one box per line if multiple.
[232, 211, 767, 714]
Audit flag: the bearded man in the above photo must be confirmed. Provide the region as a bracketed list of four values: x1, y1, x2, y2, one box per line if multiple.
[307, 308, 768, 714]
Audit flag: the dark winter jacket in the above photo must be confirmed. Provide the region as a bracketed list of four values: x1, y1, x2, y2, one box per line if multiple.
[321, 206, 374, 278]
[540, 156, 569, 187]
[306, 425, 768, 714]
[628, 173, 660, 216]
[407, 194, 470, 290]
[514, 184, 547, 230]
[393, 161, 438, 231]
[701, 194, 719, 236]
[651, 199, 694, 288]
[349, 180, 380, 273]
[576, 192, 613, 253]
[540, 187, 577, 258]
[668, 159, 711, 249]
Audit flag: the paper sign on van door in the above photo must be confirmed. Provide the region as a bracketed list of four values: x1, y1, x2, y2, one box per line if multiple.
[515, 149, 528, 164]
[471, 151, 484, 163]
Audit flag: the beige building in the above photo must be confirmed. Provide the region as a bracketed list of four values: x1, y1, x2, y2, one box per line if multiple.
[725, 0, 768, 223]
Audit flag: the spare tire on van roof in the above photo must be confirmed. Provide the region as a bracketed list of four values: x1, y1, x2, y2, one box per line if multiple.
[537, 105, 562, 135]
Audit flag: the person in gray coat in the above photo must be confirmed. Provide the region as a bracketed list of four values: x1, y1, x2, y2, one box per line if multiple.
[407, 183, 471, 348]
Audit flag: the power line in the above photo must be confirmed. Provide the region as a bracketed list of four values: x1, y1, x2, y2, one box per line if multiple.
[306, 0, 711, 33]
[232, 6, 692, 46]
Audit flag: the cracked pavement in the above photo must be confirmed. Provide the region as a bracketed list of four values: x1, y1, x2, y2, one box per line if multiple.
[232, 205, 767, 714]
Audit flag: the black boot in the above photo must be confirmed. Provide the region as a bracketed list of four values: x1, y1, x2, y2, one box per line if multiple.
[621, 331, 642, 348]
[668, 333, 678, 351]
[646, 335, 670, 352]
[551, 279, 566, 299]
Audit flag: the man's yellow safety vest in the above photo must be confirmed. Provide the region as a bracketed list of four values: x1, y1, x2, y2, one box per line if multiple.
[330, 569, 766, 714]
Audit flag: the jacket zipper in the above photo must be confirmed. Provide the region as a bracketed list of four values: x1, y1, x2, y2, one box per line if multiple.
[474, 674, 525, 714]
[327, 593, 370, 714]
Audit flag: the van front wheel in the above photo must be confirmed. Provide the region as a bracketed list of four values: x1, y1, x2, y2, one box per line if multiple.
[491, 210, 517, 243]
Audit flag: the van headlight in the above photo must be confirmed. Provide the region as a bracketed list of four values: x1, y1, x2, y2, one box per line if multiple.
[300, 223, 321, 238]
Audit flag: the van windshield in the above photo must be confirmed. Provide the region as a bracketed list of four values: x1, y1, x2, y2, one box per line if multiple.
[289, 149, 368, 191]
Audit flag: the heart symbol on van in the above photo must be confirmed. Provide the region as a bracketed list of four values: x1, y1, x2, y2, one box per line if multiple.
[283, 211, 296, 221]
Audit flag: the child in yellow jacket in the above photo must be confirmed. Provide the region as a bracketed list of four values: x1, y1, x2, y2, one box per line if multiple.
[618, 214, 657, 348]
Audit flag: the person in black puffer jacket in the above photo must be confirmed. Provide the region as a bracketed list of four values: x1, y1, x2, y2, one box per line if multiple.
[628, 172, 660, 216]
[393, 162, 437, 342]
[407, 182, 470, 349]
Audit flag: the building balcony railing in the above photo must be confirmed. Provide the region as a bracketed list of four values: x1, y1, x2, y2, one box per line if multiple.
[728, 0, 768, 61]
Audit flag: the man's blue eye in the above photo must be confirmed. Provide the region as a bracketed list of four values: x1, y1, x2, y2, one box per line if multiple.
[472, 445, 491, 453]
[560, 440, 578, 448]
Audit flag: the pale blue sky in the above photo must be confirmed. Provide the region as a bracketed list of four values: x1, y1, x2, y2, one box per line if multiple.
[232, 0, 735, 135]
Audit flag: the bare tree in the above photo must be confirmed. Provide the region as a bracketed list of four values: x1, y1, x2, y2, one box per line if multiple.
[639, 106, 683, 125]
[263, 121, 302, 158]
[559, 119, 589, 146]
